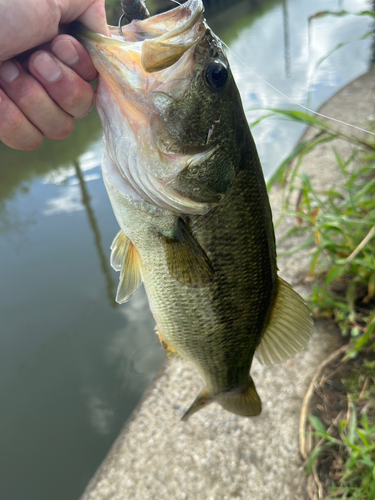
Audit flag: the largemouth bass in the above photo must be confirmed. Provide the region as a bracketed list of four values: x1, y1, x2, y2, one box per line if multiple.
[73, 0, 313, 420]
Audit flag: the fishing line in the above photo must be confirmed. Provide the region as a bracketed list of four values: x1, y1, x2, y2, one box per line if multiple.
[222, 41, 375, 137]
[165, 1, 374, 138]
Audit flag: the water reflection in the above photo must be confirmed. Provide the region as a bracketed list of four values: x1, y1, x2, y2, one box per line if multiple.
[106, 291, 166, 385]
[43, 184, 83, 215]
[282, 0, 291, 78]
[74, 161, 117, 308]
[220, 0, 372, 176]
[84, 390, 115, 436]
[0, 109, 102, 205]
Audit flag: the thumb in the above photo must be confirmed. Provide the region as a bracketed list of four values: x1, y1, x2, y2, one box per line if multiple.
[77, 1, 109, 36]
[60, 0, 109, 36]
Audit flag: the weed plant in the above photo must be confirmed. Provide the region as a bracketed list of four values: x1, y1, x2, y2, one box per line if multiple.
[309, 406, 375, 499]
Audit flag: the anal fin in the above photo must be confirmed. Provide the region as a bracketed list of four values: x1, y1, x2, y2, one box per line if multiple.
[255, 277, 314, 365]
[110, 230, 143, 304]
[162, 218, 214, 287]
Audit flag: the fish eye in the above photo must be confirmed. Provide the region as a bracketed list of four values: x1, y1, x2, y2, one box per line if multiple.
[204, 60, 228, 90]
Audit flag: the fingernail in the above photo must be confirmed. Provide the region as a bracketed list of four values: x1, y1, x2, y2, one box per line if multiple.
[53, 40, 79, 66]
[33, 53, 62, 82]
[0, 60, 20, 83]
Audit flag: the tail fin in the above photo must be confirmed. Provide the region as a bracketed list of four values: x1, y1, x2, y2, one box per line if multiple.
[181, 378, 261, 420]
[217, 377, 261, 417]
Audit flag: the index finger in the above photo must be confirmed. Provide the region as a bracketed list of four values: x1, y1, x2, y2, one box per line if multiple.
[78, 1, 109, 36]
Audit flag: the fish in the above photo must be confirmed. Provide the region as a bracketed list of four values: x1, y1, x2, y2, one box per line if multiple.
[71, 0, 313, 420]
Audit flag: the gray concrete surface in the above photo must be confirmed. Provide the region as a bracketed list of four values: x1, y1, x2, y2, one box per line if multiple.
[80, 68, 375, 500]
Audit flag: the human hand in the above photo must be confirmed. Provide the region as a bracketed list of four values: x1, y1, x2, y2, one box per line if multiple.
[0, 0, 108, 151]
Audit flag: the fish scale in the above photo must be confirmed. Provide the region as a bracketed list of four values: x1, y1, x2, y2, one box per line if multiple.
[140, 164, 276, 394]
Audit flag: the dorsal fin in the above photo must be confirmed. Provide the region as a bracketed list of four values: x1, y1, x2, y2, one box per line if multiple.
[110, 230, 143, 304]
[255, 277, 313, 366]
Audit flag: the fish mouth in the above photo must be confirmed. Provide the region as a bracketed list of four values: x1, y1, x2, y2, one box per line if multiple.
[72, 0, 205, 96]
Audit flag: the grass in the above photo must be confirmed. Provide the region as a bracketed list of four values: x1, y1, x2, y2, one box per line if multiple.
[262, 107, 375, 497]
[272, 111, 375, 353]
[309, 403, 375, 499]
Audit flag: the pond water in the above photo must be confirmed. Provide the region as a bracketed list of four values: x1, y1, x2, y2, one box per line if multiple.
[0, 1, 372, 499]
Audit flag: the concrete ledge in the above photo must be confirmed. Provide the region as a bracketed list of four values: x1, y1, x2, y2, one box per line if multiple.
[80, 68, 375, 500]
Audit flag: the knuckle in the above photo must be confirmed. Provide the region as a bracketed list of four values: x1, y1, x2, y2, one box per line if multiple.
[0, 114, 43, 150]
[0, 110, 23, 136]
[16, 81, 43, 109]
[46, 116, 74, 140]
[0, 107, 26, 137]
[21, 135, 44, 151]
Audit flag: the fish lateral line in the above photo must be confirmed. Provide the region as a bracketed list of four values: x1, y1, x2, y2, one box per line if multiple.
[222, 41, 375, 138]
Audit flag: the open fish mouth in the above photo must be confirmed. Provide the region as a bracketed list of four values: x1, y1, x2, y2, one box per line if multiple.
[73, 0, 206, 87]
[72, 0, 219, 214]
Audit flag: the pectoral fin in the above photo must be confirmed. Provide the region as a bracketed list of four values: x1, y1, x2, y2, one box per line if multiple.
[255, 277, 314, 365]
[161, 218, 214, 286]
[110, 230, 143, 304]
[110, 230, 127, 271]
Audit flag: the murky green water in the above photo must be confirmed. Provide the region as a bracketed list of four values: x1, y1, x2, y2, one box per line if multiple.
[0, 1, 372, 499]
